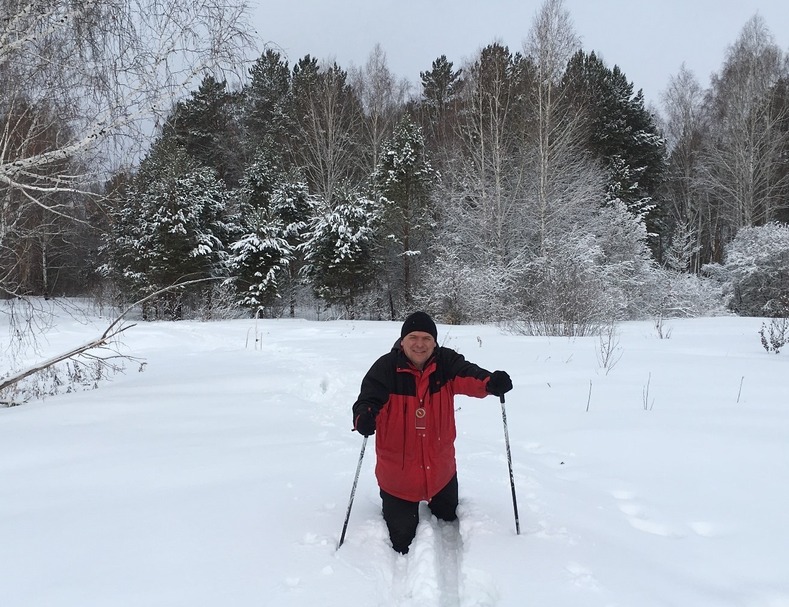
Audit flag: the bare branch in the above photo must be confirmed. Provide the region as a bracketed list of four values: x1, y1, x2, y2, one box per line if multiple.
[0, 277, 224, 399]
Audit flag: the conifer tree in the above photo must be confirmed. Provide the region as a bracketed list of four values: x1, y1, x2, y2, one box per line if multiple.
[562, 50, 667, 248]
[230, 152, 310, 316]
[419, 55, 464, 153]
[302, 186, 381, 317]
[104, 139, 238, 319]
[242, 50, 294, 165]
[372, 116, 437, 315]
[163, 76, 244, 187]
[230, 151, 291, 313]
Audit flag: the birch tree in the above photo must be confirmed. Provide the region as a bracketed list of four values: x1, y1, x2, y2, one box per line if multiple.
[661, 64, 709, 271]
[1, 0, 253, 396]
[0, 0, 253, 225]
[423, 43, 528, 322]
[458, 42, 526, 262]
[702, 16, 789, 241]
[514, 0, 653, 333]
[523, 0, 590, 255]
[1, 0, 252, 299]
[290, 57, 364, 206]
[351, 44, 410, 177]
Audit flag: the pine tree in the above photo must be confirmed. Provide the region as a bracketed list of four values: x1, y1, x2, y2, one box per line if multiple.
[104, 139, 238, 319]
[271, 176, 312, 317]
[419, 55, 464, 153]
[163, 76, 244, 186]
[562, 51, 667, 248]
[372, 115, 437, 315]
[242, 49, 294, 163]
[421, 55, 464, 111]
[230, 151, 294, 314]
[302, 186, 381, 317]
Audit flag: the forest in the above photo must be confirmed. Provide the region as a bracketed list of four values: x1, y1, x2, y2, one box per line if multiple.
[2, 0, 788, 333]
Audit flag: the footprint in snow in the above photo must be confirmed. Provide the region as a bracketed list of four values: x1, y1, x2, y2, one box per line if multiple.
[566, 562, 600, 591]
[611, 489, 685, 538]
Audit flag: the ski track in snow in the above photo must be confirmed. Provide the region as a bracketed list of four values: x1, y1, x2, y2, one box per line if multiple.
[342, 502, 499, 607]
[436, 518, 462, 607]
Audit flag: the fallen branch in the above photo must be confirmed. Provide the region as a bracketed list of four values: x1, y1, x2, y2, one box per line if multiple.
[0, 278, 221, 399]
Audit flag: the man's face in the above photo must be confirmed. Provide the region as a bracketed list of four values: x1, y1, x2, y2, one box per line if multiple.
[401, 331, 436, 370]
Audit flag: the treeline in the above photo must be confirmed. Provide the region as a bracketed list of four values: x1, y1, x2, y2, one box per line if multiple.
[3, 2, 788, 329]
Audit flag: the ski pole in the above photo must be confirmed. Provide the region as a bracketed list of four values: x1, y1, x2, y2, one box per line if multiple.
[337, 435, 368, 550]
[500, 394, 521, 535]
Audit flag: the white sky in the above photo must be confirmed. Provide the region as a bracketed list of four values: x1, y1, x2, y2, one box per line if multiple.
[250, 0, 789, 108]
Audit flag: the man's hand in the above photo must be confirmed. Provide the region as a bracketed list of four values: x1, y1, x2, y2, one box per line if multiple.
[354, 409, 377, 436]
[486, 370, 513, 397]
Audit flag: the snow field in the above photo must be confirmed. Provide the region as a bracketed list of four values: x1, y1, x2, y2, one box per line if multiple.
[2, 310, 788, 606]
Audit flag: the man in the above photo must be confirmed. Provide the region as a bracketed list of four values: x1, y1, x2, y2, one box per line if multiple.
[352, 311, 513, 554]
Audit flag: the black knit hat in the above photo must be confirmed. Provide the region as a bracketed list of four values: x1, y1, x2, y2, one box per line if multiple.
[400, 311, 438, 341]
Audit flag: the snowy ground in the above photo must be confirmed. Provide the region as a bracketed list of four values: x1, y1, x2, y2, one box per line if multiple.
[1, 306, 788, 606]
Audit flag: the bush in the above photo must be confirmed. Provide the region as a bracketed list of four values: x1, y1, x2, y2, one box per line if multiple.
[704, 223, 789, 316]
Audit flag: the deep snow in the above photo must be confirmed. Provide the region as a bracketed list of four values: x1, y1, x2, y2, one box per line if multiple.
[1, 307, 788, 606]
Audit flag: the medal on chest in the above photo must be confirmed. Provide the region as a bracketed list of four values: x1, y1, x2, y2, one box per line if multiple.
[415, 404, 427, 430]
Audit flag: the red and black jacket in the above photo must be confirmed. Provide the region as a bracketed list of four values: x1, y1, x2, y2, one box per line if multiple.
[352, 341, 492, 502]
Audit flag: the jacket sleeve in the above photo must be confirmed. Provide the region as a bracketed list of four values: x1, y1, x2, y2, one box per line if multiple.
[352, 353, 393, 421]
[440, 347, 491, 398]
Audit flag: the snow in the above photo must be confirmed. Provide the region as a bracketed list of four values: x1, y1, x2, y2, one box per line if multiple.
[2, 309, 789, 606]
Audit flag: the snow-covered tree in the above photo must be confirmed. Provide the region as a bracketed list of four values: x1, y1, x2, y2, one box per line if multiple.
[351, 44, 409, 177]
[453, 42, 530, 263]
[104, 139, 238, 319]
[271, 178, 312, 317]
[164, 76, 244, 187]
[1, 0, 253, 397]
[512, 202, 652, 335]
[702, 16, 789, 237]
[372, 116, 437, 316]
[0, 100, 96, 297]
[524, 0, 583, 257]
[230, 221, 290, 313]
[242, 49, 294, 162]
[302, 187, 381, 317]
[562, 50, 667, 247]
[704, 222, 789, 316]
[230, 153, 310, 315]
[417, 240, 510, 325]
[660, 65, 710, 271]
[290, 58, 364, 206]
[1, 0, 252, 299]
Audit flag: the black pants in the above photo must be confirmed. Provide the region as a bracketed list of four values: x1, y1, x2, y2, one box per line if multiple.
[380, 474, 458, 554]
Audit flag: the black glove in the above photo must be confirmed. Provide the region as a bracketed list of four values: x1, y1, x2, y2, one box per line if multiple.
[354, 408, 377, 436]
[486, 370, 513, 397]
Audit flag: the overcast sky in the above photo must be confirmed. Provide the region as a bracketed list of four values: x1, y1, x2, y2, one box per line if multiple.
[250, 0, 789, 109]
